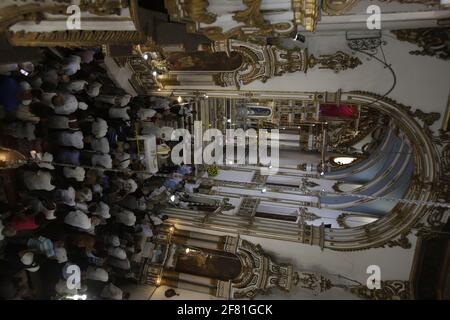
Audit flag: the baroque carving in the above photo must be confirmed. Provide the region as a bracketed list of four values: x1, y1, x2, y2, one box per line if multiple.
[309, 51, 362, 73]
[211, 40, 360, 88]
[350, 280, 412, 300]
[232, 239, 299, 299]
[8, 30, 146, 47]
[392, 28, 450, 61]
[78, 0, 128, 16]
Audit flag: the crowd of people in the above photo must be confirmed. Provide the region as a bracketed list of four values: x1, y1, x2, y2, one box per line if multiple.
[0, 48, 198, 300]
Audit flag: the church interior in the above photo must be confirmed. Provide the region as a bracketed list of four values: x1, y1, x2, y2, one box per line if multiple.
[0, 0, 449, 300]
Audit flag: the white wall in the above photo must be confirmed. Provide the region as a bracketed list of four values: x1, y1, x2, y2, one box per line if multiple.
[244, 32, 450, 132]
[166, 224, 418, 300]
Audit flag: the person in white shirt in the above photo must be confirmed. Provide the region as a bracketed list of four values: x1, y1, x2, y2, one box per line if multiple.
[35, 152, 55, 170]
[23, 170, 55, 191]
[65, 80, 88, 93]
[97, 94, 131, 107]
[91, 118, 108, 138]
[108, 106, 130, 120]
[88, 137, 110, 154]
[57, 131, 84, 149]
[63, 166, 85, 182]
[48, 115, 74, 129]
[64, 210, 91, 230]
[54, 94, 87, 115]
[57, 186, 76, 206]
[137, 108, 157, 121]
[92, 154, 113, 169]
[15, 104, 40, 123]
[87, 82, 102, 97]
[113, 208, 136, 226]
[93, 201, 110, 219]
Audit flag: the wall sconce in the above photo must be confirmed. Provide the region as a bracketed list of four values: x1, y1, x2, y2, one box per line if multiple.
[0, 148, 27, 169]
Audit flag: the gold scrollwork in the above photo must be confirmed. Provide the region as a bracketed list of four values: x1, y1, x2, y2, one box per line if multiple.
[165, 0, 217, 24]
[321, 0, 359, 16]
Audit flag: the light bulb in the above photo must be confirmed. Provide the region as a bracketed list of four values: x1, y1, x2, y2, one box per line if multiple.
[177, 96, 183, 103]
[143, 54, 148, 60]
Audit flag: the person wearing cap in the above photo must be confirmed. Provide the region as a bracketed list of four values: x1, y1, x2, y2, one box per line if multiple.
[56, 130, 84, 149]
[23, 170, 55, 191]
[63, 166, 86, 182]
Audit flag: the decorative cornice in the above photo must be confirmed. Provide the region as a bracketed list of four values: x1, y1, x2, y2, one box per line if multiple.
[8, 30, 146, 47]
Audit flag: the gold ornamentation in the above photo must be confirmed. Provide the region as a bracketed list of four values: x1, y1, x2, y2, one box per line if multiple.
[8, 30, 146, 47]
[322, 0, 359, 16]
[233, 0, 268, 29]
[165, 0, 217, 24]
[79, 0, 128, 16]
[392, 28, 450, 61]
[232, 239, 299, 299]
[309, 51, 362, 72]
[292, 0, 321, 31]
[350, 280, 412, 300]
